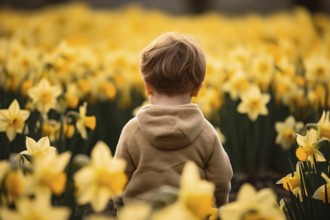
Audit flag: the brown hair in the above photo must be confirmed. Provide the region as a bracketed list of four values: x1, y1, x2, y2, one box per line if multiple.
[139, 32, 206, 96]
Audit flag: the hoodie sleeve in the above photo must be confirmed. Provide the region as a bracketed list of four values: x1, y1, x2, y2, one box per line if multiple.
[205, 134, 233, 207]
[114, 121, 137, 184]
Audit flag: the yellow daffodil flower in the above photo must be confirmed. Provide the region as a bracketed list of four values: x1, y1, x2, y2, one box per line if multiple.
[181, 162, 216, 219]
[76, 102, 96, 139]
[27, 78, 62, 115]
[0, 193, 70, 220]
[277, 162, 304, 201]
[170, 161, 217, 220]
[304, 55, 330, 85]
[0, 161, 31, 203]
[20, 136, 56, 160]
[31, 151, 71, 196]
[4, 169, 32, 202]
[313, 172, 330, 203]
[152, 202, 199, 220]
[227, 47, 251, 68]
[74, 141, 127, 212]
[222, 71, 251, 100]
[237, 86, 270, 121]
[64, 83, 80, 108]
[219, 183, 285, 220]
[41, 120, 59, 142]
[249, 54, 274, 91]
[317, 110, 330, 139]
[77, 79, 91, 96]
[40, 119, 75, 141]
[275, 115, 304, 150]
[117, 203, 152, 220]
[295, 129, 325, 164]
[0, 99, 30, 141]
[194, 87, 223, 118]
[273, 74, 296, 104]
[90, 74, 117, 101]
[21, 79, 34, 97]
[63, 123, 75, 139]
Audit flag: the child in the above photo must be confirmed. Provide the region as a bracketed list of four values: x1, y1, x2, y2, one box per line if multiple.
[114, 32, 233, 207]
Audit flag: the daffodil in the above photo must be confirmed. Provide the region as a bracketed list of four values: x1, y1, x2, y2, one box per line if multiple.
[21, 79, 34, 97]
[74, 141, 127, 212]
[27, 78, 62, 115]
[295, 128, 325, 164]
[0, 193, 70, 220]
[31, 151, 71, 196]
[90, 74, 117, 101]
[222, 71, 251, 100]
[312, 172, 330, 203]
[0, 99, 30, 141]
[64, 83, 80, 109]
[249, 54, 274, 91]
[282, 87, 306, 112]
[277, 162, 304, 201]
[20, 136, 56, 160]
[273, 74, 296, 103]
[237, 86, 270, 121]
[275, 115, 304, 150]
[146, 162, 216, 220]
[76, 78, 91, 97]
[4, 168, 32, 202]
[63, 123, 75, 139]
[317, 110, 330, 139]
[304, 55, 330, 85]
[76, 102, 96, 139]
[219, 183, 285, 220]
[174, 161, 217, 220]
[152, 202, 199, 220]
[41, 120, 59, 142]
[117, 203, 152, 220]
[194, 87, 223, 118]
[227, 46, 251, 67]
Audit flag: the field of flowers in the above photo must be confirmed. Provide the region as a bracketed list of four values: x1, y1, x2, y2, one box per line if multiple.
[0, 3, 330, 220]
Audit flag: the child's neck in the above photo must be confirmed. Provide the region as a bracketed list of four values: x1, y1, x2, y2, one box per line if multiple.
[149, 92, 192, 106]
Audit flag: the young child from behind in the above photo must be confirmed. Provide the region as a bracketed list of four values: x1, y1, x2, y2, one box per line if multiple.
[114, 32, 233, 207]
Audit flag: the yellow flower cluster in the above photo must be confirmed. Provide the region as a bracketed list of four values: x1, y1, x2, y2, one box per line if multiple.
[1, 3, 330, 219]
[0, 137, 128, 220]
[276, 111, 330, 217]
[1, 3, 330, 119]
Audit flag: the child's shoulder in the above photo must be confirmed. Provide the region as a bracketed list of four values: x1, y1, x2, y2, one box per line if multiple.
[201, 119, 219, 139]
[123, 117, 139, 130]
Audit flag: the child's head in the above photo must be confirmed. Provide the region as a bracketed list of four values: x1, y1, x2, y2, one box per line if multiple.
[139, 32, 206, 96]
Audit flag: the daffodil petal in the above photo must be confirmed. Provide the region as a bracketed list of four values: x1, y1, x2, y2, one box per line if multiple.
[9, 100, 20, 115]
[93, 187, 111, 212]
[6, 126, 16, 141]
[38, 136, 50, 149]
[26, 137, 37, 153]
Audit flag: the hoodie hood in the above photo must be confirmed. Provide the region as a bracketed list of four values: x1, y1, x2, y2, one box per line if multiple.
[136, 104, 205, 150]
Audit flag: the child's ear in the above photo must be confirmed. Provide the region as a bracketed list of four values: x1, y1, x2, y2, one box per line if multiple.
[191, 83, 203, 97]
[143, 80, 153, 96]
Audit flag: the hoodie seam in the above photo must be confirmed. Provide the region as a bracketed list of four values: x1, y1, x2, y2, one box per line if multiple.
[178, 119, 193, 143]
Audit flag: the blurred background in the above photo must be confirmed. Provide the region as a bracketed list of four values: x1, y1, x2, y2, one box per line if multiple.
[1, 0, 330, 219]
[1, 0, 330, 14]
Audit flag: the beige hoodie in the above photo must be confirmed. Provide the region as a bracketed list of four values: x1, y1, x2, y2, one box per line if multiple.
[114, 103, 233, 207]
